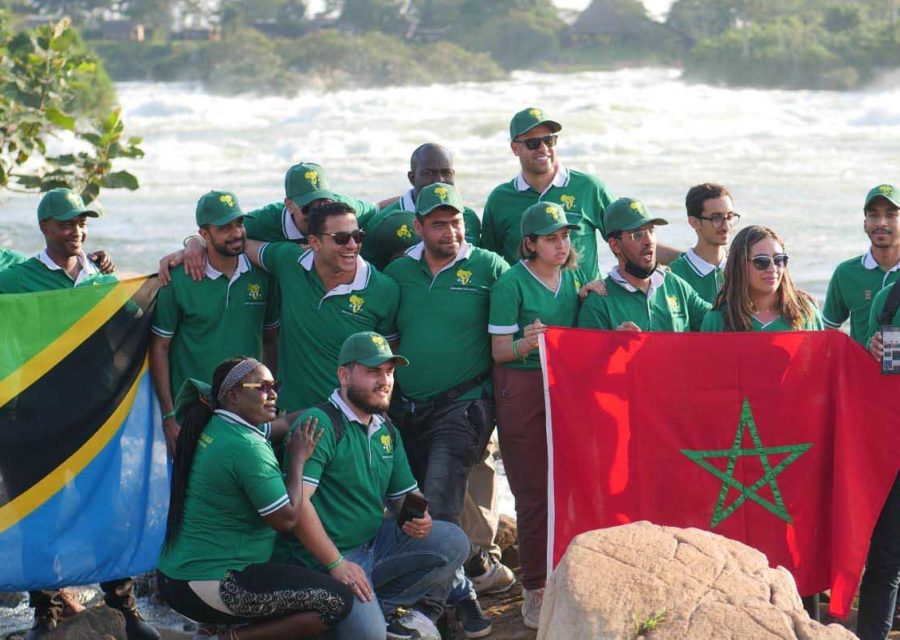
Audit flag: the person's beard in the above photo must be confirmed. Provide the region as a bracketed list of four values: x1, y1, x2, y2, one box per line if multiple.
[347, 382, 391, 415]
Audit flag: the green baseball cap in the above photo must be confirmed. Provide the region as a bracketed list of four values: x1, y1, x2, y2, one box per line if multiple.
[603, 197, 668, 240]
[196, 190, 244, 227]
[285, 162, 336, 207]
[415, 182, 464, 216]
[37, 188, 100, 222]
[864, 184, 900, 210]
[173, 378, 212, 425]
[520, 202, 581, 237]
[510, 107, 562, 140]
[338, 331, 409, 367]
[375, 211, 420, 256]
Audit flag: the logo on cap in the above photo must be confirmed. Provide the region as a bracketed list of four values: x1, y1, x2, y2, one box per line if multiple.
[219, 194, 235, 207]
[560, 195, 575, 210]
[546, 206, 564, 222]
[305, 170, 319, 188]
[380, 434, 393, 454]
[879, 185, 893, 196]
[529, 108, 543, 119]
[456, 269, 472, 286]
[396, 224, 413, 240]
[247, 283, 261, 301]
[434, 186, 449, 201]
[372, 334, 386, 348]
[630, 201, 646, 215]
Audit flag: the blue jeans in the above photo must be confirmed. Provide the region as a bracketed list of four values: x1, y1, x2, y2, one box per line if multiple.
[858, 473, 900, 640]
[324, 518, 469, 640]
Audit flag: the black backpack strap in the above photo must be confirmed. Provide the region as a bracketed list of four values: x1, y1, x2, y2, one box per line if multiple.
[315, 401, 346, 446]
[879, 281, 900, 325]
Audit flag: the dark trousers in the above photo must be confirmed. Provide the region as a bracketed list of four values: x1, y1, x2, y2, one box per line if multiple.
[29, 577, 135, 620]
[858, 472, 900, 640]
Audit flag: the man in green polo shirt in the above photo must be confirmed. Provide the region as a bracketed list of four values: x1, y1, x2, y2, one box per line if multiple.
[364, 144, 482, 269]
[823, 184, 900, 345]
[384, 182, 510, 637]
[578, 197, 711, 332]
[244, 202, 400, 413]
[0, 189, 158, 640]
[150, 190, 280, 456]
[275, 332, 469, 640]
[669, 183, 740, 304]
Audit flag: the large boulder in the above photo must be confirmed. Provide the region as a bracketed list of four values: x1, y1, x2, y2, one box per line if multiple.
[539, 521, 855, 639]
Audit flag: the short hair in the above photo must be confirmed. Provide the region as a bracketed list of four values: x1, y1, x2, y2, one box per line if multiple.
[685, 183, 731, 218]
[307, 201, 356, 236]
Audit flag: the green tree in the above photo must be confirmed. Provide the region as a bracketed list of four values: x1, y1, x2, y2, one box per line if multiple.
[0, 13, 143, 201]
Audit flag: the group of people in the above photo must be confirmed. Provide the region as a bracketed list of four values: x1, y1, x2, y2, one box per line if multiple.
[1, 105, 898, 640]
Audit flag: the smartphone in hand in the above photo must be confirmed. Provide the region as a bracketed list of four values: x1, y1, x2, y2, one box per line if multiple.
[397, 493, 428, 528]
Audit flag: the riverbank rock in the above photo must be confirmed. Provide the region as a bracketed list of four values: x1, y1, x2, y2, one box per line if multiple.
[539, 521, 855, 639]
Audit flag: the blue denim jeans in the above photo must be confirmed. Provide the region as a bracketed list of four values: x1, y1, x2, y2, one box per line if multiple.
[857, 472, 900, 640]
[323, 518, 469, 640]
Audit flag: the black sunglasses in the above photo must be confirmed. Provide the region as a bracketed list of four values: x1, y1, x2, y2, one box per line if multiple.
[515, 134, 558, 151]
[749, 254, 789, 271]
[320, 230, 365, 245]
[241, 380, 282, 394]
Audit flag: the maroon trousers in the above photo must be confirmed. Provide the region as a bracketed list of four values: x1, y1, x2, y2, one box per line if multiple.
[493, 365, 548, 591]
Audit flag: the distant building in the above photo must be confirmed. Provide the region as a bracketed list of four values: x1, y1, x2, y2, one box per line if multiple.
[101, 19, 145, 42]
[172, 26, 221, 41]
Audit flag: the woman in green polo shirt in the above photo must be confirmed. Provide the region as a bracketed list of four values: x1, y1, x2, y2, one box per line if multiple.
[701, 225, 823, 332]
[487, 202, 586, 630]
[156, 357, 352, 639]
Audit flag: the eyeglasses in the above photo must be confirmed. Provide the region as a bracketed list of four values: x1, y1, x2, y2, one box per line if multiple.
[616, 227, 656, 242]
[749, 254, 789, 270]
[241, 380, 282, 394]
[698, 213, 741, 228]
[514, 134, 558, 151]
[319, 230, 365, 245]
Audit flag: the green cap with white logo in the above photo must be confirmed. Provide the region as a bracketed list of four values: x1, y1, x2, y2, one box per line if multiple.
[520, 202, 581, 237]
[196, 190, 244, 227]
[415, 182, 464, 216]
[603, 197, 668, 240]
[864, 184, 900, 210]
[338, 331, 409, 367]
[285, 162, 336, 207]
[509, 107, 562, 140]
[37, 188, 100, 222]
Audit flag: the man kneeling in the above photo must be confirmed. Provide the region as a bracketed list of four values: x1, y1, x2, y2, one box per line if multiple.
[273, 332, 469, 640]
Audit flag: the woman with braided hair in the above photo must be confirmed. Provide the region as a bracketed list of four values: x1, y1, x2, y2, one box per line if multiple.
[156, 357, 353, 640]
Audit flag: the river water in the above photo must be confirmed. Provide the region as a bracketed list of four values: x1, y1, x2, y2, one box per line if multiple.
[4, 67, 900, 298]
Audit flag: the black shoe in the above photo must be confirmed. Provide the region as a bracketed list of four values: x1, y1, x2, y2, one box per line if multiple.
[385, 607, 440, 640]
[455, 597, 492, 639]
[119, 607, 161, 640]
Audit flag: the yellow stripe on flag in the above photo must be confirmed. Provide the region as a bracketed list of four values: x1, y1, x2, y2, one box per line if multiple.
[0, 277, 147, 408]
[0, 358, 148, 534]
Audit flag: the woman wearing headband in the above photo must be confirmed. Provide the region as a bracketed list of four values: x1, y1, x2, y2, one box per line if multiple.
[701, 225, 823, 332]
[156, 357, 352, 640]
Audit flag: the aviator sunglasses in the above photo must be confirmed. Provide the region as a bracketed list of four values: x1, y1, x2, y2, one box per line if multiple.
[748, 254, 789, 271]
[515, 134, 558, 151]
[320, 230, 365, 245]
[241, 380, 282, 394]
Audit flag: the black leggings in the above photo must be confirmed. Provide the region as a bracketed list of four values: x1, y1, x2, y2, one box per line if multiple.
[157, 562, 352, 627]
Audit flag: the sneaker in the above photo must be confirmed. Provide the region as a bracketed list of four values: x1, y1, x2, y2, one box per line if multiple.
[455, 597, 493, 638]
[472, 560, 515, 595]
[521, 588, 544, 630]
[386, 607, 441, 640]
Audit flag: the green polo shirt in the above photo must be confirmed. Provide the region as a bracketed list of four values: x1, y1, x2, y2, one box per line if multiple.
[272, 391, 418, 568]
[489, 262, 585, 370]
[822, 251, 900, 345]
[157, 410, 289, 581]
[0, 252, 116, 293]
[577, 267, 711, 332]
[701, 306, 824, 332]
[668, 249, 725, 305]
[865, 283, 900, 345]
[384, 243, 509, 400]
[482, 166, 613, 281]
[152, 255, 280, 399]
[259, 242, 399, 411]
[0, 248, 27, 272]
[244, 193, 379, 243]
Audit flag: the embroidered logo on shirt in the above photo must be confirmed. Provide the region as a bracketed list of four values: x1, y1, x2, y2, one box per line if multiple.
[396, 224, 413, 240]
[574, 279, 582, 291]
[456, 269, 473, 285]
[305, 170, 319, 188]
[219, 194, 235, 207]
[434, 186, 449, 201]
[247, 283, 262, 301]
[349, 295, 365, 313]
[560, 194, 576, 210]
[380, 434, 393, 454]
[667, 295, 681, 313]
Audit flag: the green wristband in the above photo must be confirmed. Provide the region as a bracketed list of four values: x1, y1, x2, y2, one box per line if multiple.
[326, 555, 344, 571]
[162, 411, 176, 420]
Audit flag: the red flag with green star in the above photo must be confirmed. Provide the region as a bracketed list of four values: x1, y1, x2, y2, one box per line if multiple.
[542, 328, 900, 618]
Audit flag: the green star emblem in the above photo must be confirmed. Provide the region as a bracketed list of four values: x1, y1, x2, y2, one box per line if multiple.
[681, 398, 812, 528]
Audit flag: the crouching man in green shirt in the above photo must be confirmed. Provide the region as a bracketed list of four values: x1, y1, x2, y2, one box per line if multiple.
[578, 197, 711, 332]
[273, 332, 469, 640]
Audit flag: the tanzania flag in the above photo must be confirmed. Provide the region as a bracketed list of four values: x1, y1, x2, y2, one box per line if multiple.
[542, 327, 900, 619]
[0, 276, 168, 590]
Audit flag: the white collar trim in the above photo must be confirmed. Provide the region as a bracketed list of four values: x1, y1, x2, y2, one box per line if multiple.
[610, 265, 666, 297]
[514, 164, 569, 194]
[214, 409, 267, 440]
[329, 389, 384, 438]
[204, 253, 252, 284]
[400, 188, 416, 211]
[281, 206, 306, 241]
[521, 260, 562, 296]
[38, 249, 98, 286]
[684, 248, 727, 277]
[405, 241, 473, 269]
[862, 248, 900, 272]
[299, 249, 371, 297]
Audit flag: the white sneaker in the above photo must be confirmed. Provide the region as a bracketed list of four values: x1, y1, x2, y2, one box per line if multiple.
[472, 560, 516, 595]
[521, 587, 544, 630]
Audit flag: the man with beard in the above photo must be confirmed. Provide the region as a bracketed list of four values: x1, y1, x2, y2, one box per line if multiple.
[363, 143, 482, 269]
[823, 184, 900, 345]
[243, 202, 400, 413]
[274, 332, 469, 640]
[578, 197, 710, 332]
[150, 190, 280, 456]
[669, 183, 740, 304]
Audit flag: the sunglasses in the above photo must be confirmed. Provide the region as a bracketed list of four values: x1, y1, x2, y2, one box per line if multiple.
[749, 254, 789, 270]
[320, 230, 365, 245]
[241, 380, 282, 394]
[515, 134, 558, 151]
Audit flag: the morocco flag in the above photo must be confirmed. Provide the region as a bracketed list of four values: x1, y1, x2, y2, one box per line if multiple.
[542, 328, 900, 618]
